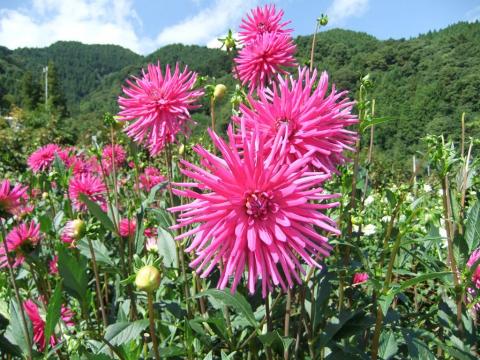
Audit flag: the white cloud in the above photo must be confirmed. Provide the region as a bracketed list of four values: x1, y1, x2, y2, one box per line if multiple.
[466, 5, 480, 22]
[326, 0, 369, 25]
[0, 0, 150, 53]
[155, 0, 257, 47]
[0, 0, 260, 54]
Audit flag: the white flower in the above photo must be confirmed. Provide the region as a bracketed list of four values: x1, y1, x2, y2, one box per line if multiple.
[423, 184, 432, 193]
[363, 224, 376, 236]
[364, 195, 374, 206]
[437, 189, 444, 197]
[145, 237, 158, 253]
[381, 215, 391, 223]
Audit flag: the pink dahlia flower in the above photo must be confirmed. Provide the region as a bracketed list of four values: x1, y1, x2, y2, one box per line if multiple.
[352, 272, 369, 285]
[234, 32, 296, 90]
[139, 167, 166, 192]
[239, 4, 292, 44]
[27, 144, 68, 173]
[170, 125, 339, 297]
[467, 248, 480, 311]
[0, 221, 41, 268]
[118, 63, 204, 156]
[0, 180, 28, 217]
[23, 299, 75, 352]
[68, 174, 107, 212]
[49, 255, 58, 275]
[119, 218, 136, 238]
[69, 155, 101, 176]
[102, 144, 126, 174]
[236, 67, 357, 173]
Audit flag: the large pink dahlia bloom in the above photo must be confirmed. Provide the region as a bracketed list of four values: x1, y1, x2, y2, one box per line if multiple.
[169, 125, 339, 297]
[119, 218, 136, 238]
[0, 180, 28, 217]
[239, 4, 292, 44]
[234, 32, 297, 90]
[467, 248, 480, 311]
[0, 221, 41, 268]
[27, 144, 68, 173]
[23, 299, 75, 352]
[102, 144, 126, 174]
[236, 67, 357, 173]
[68, 174, 107, 212]
[118, 63, 204, 156]
[139, 167, 166, 192]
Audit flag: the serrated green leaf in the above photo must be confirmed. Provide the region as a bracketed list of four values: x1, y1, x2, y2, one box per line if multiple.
[157, 227, 178, 267]
[77, 237, 115, 267]
[79, 193, 115, 233]
[396, 271, 452, 293]
[198, 289, 257, 328]
[104, 320, 149, 346]
[44, 280, 63, 346]
[379, 330, 398, 359]
[58, 247, 88, 304]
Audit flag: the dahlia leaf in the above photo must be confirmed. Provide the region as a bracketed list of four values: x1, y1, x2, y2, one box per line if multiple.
[157, 227, 178, 268]
[104, 320, 149, 346]
[379, 330, 398, 360]
[77, 238, 115, 268]
[396, 271, 452, 293]
[58, 247, 88, 306]
[44, 280, 63, 346]
[198, 289, 257, 328]
[79, 194, 116, 233]
[465, 198, 480, 253]
[5, 299, 33, 355]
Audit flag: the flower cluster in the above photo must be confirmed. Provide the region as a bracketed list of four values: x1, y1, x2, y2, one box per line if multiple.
[235, 4, 297, 90]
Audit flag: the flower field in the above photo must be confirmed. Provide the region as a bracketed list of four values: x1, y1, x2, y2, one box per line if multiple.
[0, 4, 479, 360]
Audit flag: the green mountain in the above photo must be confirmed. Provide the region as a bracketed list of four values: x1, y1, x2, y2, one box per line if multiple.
[1, 21, 479, 169]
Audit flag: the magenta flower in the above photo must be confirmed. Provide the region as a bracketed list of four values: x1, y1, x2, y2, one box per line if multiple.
[102, 144, 126, 174]
[234, 32, 296, 90]
[239, 4, 292, 44]
[118, 63, 204, 156]
[139, 167, 166, 192]
[352, 272, 369, 285]
[49, 256, 58, 275]
[170, 125, 339, 297]
[0, 221, 41, 268]
[69, 155, 101, 176]
[23, 299, 75, 352]
[467, 249, 480, 311]
[235, 67, 357, 173]
[27, 144, 68, 173]
[119, 218, 136, 238]
[0, 180, 28, 217]
[68, 174, 107, 212]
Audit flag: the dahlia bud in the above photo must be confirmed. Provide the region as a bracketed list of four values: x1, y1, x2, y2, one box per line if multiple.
[318, 14, 328, 26]
[178, 143, 185, 156]
[213, 84, 227, 100]
[135, 265, 161, 293]
[42, 192, 49, 200]
[70, 219, 86, 239]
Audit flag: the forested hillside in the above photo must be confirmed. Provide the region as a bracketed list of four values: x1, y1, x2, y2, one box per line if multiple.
[0, 21, 479, 170]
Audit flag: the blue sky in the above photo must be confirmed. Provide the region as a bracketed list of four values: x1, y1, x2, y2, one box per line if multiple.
[0, 0, 479, 54]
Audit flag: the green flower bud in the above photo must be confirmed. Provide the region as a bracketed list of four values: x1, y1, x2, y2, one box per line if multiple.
[178, 143, 185, 156]
[42, 192, 49, 200]
[318, 14, 328, 26]
[213, 84, 227, 100]
[135, 265, 161, 293]
[71, 219, 87, 240]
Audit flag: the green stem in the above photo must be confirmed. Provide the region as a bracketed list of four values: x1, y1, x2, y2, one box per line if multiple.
[87, 236, 108, 329]
[147, 292, 161, 360]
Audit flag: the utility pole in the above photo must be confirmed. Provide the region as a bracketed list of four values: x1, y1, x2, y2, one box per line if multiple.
[43, 65, 48, 109]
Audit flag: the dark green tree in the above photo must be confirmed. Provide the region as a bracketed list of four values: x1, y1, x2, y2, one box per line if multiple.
[45, 60, 68, 117]
[20, 71, 41, 110]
